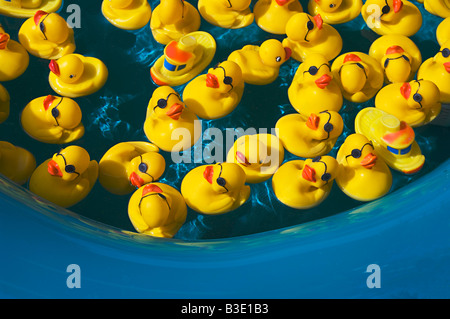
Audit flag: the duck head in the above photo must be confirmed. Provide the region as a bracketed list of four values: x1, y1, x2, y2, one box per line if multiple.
[206, 61, 243, 94]
[228, 0, 252, 10]
[314, 0, 343, 12]
[400, 79, 440, 110]
[286, 13, 323, 43]
[301, 155, 338, 187]
[340, 134, 378, 170]
[137, 184, 172, 229]
[299, 53, 333, 89]
[338, 53, 369, 94]
[34, 11, 70, 44]
[233, 135, 273, 171]
[434, 40, 450, 74]
[306, 110, 343, 141]
[47, 146, 90, 182]
[378, 0, 403, 22]
[128, 152, 166, 189]
[43, 95, 82, 129]
[381, 45, 412, 83]
[203, 163, 246, 194]
[259, 39, 291, 68]
[49, 54, 85, 84]
[148, 86, 186, 122]
[159, 0, 186, 25]
[108, 0, 134, 9]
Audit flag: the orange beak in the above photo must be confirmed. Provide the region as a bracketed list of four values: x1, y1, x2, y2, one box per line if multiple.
[314, 14, 323, 30]
[315, 74, 332, 89]
[400, 82, 411, 99]
[393, 0, 403, 13]
[235, 151, 250, 166]
[302, 164, 316, 183]
[47, 160, 63, 177]
[276, 0, 290, 5]
[142, 184, 163, 196]
[49, 60, 60, 76]
[0, 33, 9, 50]
[206, 73, 220, 88]
[360, 153, 377, 169]
[284, 47, 292, 60]
[166, 103, 184, 120]
[130, 172, 145, 188]
[203, 166, 214, 184]
[444, 62, 450, 73]
[306, 113, 320, 130]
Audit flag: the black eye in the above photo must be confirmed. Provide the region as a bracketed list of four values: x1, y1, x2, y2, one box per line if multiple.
[69, 74, 75, 79]
[308, 66, 318, 75]
[322, 173, 331, 182]
[275, 56, 281, 62]
[382, 5, 390, 14]
[356, 63, 364, 70]
[402, 55, 410, 62]
[384, 59, 390, 68]
[39, 22, 45, 33]
[329, 4, 335, 8]
[307, 20, 314, 30]
[442, 48, 450, 58]
[324, 123, 334, 133]
[139, 162, 148, 173]
[65, 164, 76, 173]
[351, 149, 362, 158]
[157, 98, 167, 108]
[224, 76, 233, 85]
[413, 93, 422, 103]
[157, 193, 167, 200]
[51, 108, 60, 118]
[217, 177, 226, 187]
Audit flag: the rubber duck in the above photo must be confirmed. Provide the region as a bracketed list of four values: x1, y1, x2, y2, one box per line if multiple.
[361, 0, 423, 37]
[336, 133, 392, 202]
[182, 60, 245, 120]
[29, 145, 99, 208]
[355, 107, 425, 174]
[198, 0, 254, 29]
[227, 39, 291, 85]
[417, 40, 450, 104]
[128, 183, 187, 238]
[181, 162, 251, 215]
[101, 0, 152, 30]
[307, 0, 363, 24]
[253, 0, 304, 35]
[48, 53, 109, 98]
[331, 52, 384, 103]
[288, 53, 343, 115]
[150, 31, 216, 87]
[437, 17, 450, 46]
[0, 84, 10, 124]
[275, 110, 343, 158]
[375, 79, 441, 127]
[272, 155, 339, 209]
[424, 0, 450, 18]
[0, 0, 62, 18]
[21, 95, 85, 144]
[225, 133, 284, 184]
[150, 0, 201, 45]
[143, 86, 201, 152]
[0, 141, 36, 185]
[368, 34, 422, 84]
[0, 25, 29, 82]
[18, 10, 75, 60]
[282, 12, 343, 62]
[99, 142, 166, 195]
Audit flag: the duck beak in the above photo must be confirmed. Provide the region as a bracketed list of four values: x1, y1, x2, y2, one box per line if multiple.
[203, 166, 214, 184]
[166, 103, 184, 120]
[306, 113, 320, 130]
[313, 14, 323, 30]
[49, 60, 60, 76]
[400, 82, 411, 99]
[302, 164, 316, 183]
[43, 95, 56, 111]
[315, 74, 332, 89]
[47, 160, 63, 177]
[360, 153, 377, 169]
[284, 47, 292, 60]
[235, 151, 250, 166]
[444, 62, 450, 73]
[0, 33, 9, 50]
[393, 0, 403, 13]
[130, 172, 145, 188]
[276, 0, 290, 5]
[206, 73, 220, 88]
[142, 184, 163, 196]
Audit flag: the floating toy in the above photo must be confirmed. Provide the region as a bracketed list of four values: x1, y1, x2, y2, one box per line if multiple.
[375, 80, 441, 127]
[417, 40, 450, 104]
[355, 107, 425, 174]
[369, 34, 422, 84]
[282, 12, 342, 63]
[331, 52, 384, 103]
[0, 25, 29, 82]
[128, 183, 187, 238]
[0, 84, 10, 124]
[307, 0, 362, 24]
[272, 155, 339, 209]
[424, 0, 450, 18]
[226, 133, 284, 184]
[150, 31, 216, 87]
[150, 0, 201, 45]
[336, 133, 392, 202]
[361, 0, 423, 37]
[99, 142, 166, 195]
[437, 17, 450, 46]
[227, 39, 291, 85]
[18, 10, 75, 60]
[0, 0, 62, 18]
[183, 61, 244, 120]
[101, 0, 152, 30]
[48, 54, 108, 98]
[253, 0, 304, 35]
[181, 162, 251, 215]
[29, 145, 99, 208]
[198, 0, 254, 29]
[21, 95, 85, 144]
[275, 110, 343, 158]
[0, 141, 36, 186]
[288, 53, 343, 115]
[144, 86, 201, 152]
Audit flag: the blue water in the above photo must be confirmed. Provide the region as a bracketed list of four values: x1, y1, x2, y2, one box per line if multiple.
[0, 0, 448, 241]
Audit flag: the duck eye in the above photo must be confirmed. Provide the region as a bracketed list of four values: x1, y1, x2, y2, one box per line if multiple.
[139, 162, 148, 173]
[402, 55, 410, 62]
[157, 193, 167, 200]
[39, 22, 45, 33]
[322, 173, 331, 182]
[306, 20, 314, 30]
[69, 74, 75, 79]
[157, 98, 167, 108]
[324, 122, 334, 133]
[51, 107, 60, 118]
[382, 5, 390, 14]
[308, 66, 318, 75]
[276, 56, 281, 62]
[413, 93, 422, 103]
[351, 149, 362, 158]
[216, 177, 226, 187]
[442, 48, 450, 58]
[384, 59, 390, 68]
[65, 164, 76, 174]
[224, 76, 233, 85]
[356, 63, 364, 69]
[329, 3, 335, 8]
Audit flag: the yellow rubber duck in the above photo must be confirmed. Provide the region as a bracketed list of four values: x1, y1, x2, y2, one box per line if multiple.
[0, 141, 36, 185]
[0, 0, 62, 18]
[331, 52, 384, 103]
[417, 40, 450, 104]
[227, 38, 291, 85]
[18, 10, 75, 60]
[307, 0, 363, 24]
[226, 133, 285, 184]
[29, 145, 99, 208]
[355, 107, 425, 174]
[99, 142, 165, 195]
[272, 155, 339, 209]
[101, 0, 152, 30]
[21, 95, 85, 144]
[181, 162, 251, 215]
[150, 0, 201, 45]
[437, 17, 450, 46]
[198, 0, 254, 29]
[336, 133, 392, 202]
[48, 54, 108, 98]
[0, 26, 29, 82]
[424, 0, 450, 18]
[368, 34, 422, 84]
[288, 53, 343, 115]
[361, 0, 423, 37]
[182, 60, 245, 120]
[282, 12, 343, 63]
[375, 80, 441, 127]
[128, 183, 187, 238]
[150, 31, 216, 87]
[0, 84, 10, 124]
[144, 86, 201, 152]
[253, 0, 304, 35]
[275, 110, 343, 158]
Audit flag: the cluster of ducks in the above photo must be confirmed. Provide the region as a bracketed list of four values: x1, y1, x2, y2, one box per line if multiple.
[0, 0, 449, 239]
